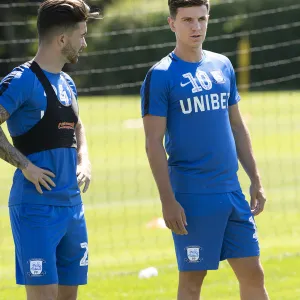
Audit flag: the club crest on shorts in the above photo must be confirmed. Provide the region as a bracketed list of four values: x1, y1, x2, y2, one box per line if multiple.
[210, 70, 226, 84]
[27, 259, 46, 277]
[185, 246, 202, 263]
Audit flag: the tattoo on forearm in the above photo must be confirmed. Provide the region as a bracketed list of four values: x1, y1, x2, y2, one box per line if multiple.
[0, 104, 9, 124]
[0, 127, 29, 169]
[0, 105, 29, 169]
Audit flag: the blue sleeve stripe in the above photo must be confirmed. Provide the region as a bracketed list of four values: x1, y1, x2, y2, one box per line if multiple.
[0, 63, 29, 97]
[143, 68, 154, 116]
[0, 74, 14, 96]
[143, 61, 163, 116]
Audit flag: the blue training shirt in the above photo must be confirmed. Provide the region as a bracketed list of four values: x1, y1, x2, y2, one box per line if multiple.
[0, 63, 81, 206]
[141, 50, 241, 194]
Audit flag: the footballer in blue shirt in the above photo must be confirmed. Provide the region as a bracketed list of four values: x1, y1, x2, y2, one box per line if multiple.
[141, 1, 269, 299]
[0, 1, 99, 299]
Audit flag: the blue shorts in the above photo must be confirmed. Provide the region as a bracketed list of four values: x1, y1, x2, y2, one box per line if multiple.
[9, 203, 88, 285]
[172, 190, 260, 271]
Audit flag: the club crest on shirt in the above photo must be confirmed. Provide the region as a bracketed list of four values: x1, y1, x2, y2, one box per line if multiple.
[27, 258, 46, 277]
[185, 246, 203, 263]
[43, 84, 72, 107]
[210, 70, 226, 84]
[58, 84, 72, 106]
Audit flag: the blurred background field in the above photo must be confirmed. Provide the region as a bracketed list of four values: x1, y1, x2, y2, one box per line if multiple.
[0, 0, 300, 299]
[1, 93, 300, 300]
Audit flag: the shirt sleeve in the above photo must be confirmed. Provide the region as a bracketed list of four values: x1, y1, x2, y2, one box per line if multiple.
[0, 69, 30, 116]
[227, 59, 241, 106]
[140, 67, 169, 117]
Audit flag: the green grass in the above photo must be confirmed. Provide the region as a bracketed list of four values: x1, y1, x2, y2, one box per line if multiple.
[0, 91, 300, 299]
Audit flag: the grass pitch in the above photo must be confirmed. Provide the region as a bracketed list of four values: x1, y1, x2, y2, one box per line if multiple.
[0, 91, 299, 299]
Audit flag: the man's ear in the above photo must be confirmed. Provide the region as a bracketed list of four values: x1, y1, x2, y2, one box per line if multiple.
[168, 16, 176, 33]
[57, 33, 67, 49]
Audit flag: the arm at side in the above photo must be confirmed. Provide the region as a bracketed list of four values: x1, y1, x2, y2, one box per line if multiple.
[229, 103, 261, 185]
[143, 114, 175, 204]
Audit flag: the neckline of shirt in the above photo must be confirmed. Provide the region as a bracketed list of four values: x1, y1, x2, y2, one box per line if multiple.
[171, 50, 206, 65]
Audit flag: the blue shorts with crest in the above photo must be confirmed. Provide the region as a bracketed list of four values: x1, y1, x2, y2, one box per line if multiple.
[9, 203, 88, 285]
[172, 190, 260, 271]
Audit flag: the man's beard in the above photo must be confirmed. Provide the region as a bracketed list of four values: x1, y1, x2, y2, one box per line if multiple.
[62, 42, 81, 64]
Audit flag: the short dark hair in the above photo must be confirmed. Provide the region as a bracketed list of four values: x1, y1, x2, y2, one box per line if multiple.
[168, 0, 210, 18]
[37, 0, 99, 40]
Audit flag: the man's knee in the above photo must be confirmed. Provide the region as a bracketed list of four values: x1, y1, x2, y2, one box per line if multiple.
[179, 270, 207, 292]
[57, 285, 78, 300]
[229, 257, 266, 288]
[26, 284, 58, 300]
[238, 264, 265, 287]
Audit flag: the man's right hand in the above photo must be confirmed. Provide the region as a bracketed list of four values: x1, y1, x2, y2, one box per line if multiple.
[162, 199, 188, 235]
[22, 162, 56, 194]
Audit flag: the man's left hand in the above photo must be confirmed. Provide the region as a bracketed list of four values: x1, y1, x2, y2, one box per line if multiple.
[77, 161, 91, 193]
[250, 182, 266, 216]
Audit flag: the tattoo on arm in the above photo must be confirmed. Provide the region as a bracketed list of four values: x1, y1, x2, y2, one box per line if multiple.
[0, 105, 29, 169]
[0, 104, 9, 124]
